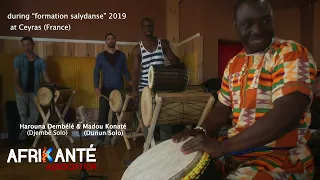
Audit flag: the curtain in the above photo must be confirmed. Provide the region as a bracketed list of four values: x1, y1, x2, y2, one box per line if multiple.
[218, 41, 243, 78]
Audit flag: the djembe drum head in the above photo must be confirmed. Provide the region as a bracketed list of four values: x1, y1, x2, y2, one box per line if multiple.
[141, 86, 153, 126]
[122, 137, 213, 180]
[148, 65, 155, 89]
[37, 87, 54, 106]
[109, 90, 123, 113]
[109, 88, 136, 113]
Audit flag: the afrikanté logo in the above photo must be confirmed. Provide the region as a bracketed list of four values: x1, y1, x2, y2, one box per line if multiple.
[7, 144, 96, 163]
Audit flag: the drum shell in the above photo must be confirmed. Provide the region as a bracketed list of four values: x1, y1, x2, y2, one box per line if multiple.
[141, 86, 208, 127]
[149, 63, 188, 92]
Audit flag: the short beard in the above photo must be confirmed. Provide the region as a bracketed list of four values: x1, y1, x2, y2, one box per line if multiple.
[107, 44, 115, 48]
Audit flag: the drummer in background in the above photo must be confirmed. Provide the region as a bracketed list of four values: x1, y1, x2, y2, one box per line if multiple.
[93, 33, 132, 147]
[173, 0, 317, 179]
[14, 36, 50, 143]
[131, 17, 181, 141]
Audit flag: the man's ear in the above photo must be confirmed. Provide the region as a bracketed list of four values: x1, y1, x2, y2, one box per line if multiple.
[233, 21, 236, 28]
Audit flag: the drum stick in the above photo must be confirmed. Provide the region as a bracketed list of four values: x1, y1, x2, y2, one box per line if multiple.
[101, 95, 109, 100]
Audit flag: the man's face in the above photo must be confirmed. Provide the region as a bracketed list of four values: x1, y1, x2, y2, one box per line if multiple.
[106, 35, 116, 48]
[234, 1, 275, 53]
[22, 40, 34, 54]
[141, 20, 154, 37]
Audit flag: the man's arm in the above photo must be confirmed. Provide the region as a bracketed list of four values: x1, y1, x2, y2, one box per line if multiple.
[122, 53, 131, 84]
[41, 60, 50, 82]
[201, 67, 233, 135]
[132, 45, 142, 93]
[222, 48, 317, 154]
[173, 62, 232, 143]
[201, 102, 232, 136]
[161, 39, 179, 65]
[93, 55, 101, 88]
[14, 69, 23, 93]
[13, 57, 23, 95]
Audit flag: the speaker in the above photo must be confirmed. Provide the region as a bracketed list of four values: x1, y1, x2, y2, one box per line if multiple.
[5, 101, 21, 141]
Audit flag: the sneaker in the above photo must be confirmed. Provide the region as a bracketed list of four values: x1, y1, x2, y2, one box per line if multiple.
[93, 140, 103, 148]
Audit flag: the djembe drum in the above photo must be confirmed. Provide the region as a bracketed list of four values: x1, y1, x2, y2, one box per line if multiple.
[37, 83, 59, 106]
[36, 83, 73, 135]
[37, 83, 71, 106]
[122, 137, 218, 180]
[141, 86, 209, 127]
[109, 87, 135, 113]
[148, 63, 189, 92]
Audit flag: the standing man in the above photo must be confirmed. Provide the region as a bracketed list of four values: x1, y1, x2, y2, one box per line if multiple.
[173, 0, 317, 179]
[14, 36, 50, 142]
[93, 33, 132, 147]
[131, 18, 181, 141]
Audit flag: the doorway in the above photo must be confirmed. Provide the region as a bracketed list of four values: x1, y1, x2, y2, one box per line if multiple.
[218, 40, 243, 78]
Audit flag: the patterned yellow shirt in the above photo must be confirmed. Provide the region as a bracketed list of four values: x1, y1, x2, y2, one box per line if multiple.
[218, 38, 317, 149]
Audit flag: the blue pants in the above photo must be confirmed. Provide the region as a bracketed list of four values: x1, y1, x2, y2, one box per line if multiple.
[15, 93, 39, 140]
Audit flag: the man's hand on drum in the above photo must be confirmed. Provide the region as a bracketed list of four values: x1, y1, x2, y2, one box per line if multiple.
[172, 129, 223, 158]
[172, 128, 204, 143]
[95, 88, 101, 97]
[180, 134, 223, 158]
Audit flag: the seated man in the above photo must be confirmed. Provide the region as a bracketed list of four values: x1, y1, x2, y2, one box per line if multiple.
[173, 0, 317, 179]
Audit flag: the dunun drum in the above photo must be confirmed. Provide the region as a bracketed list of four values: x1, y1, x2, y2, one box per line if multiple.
[148, 63, 189, 92]
[109, 88, 135, 113]
[122, 138, 214, 180]
[141, 86, 208, 127]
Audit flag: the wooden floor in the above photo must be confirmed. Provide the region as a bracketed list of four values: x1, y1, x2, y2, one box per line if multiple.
[0, 136, 145, 180]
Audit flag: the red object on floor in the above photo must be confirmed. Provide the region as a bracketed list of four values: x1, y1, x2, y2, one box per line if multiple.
[218, 41, 243, 78]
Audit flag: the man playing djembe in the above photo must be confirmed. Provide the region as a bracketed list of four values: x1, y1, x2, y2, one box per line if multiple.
[173, 0, 317, 179]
